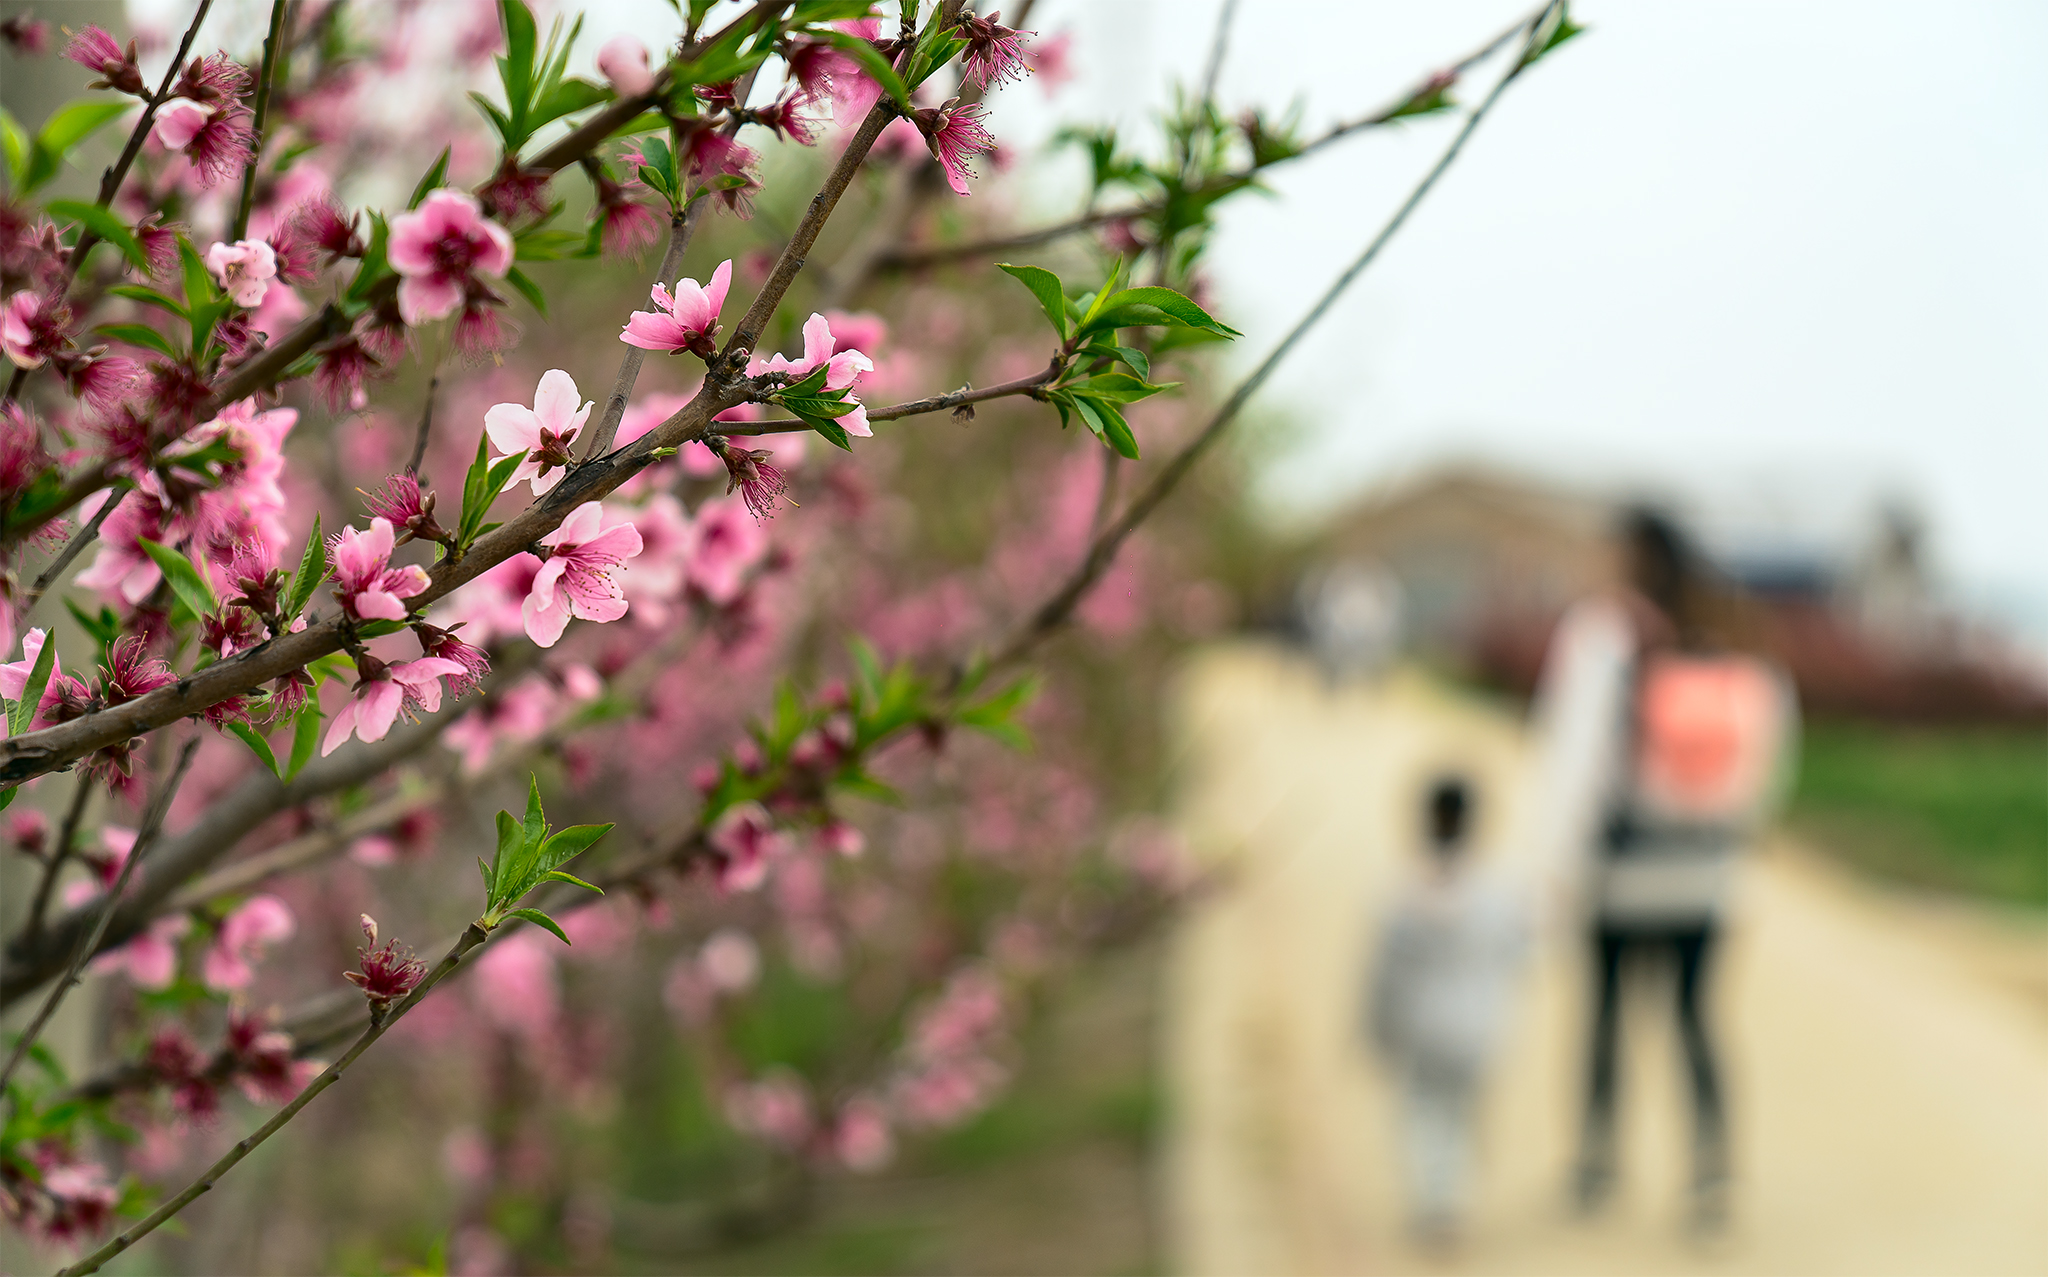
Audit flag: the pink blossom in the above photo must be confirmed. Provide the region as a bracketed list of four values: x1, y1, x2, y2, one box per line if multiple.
[698, 928, 761, 991]
[615, 390, 694, 450]
[819, 819, 866, 858]
[686, 133, 760, 217]
[724, 1071, 812, 1148]
[201, 893, 295, 991]
[833, 1098, 896, 1171]
[619, 259, 731, 355]
[91, 913, 191, 989]
[484, 368, 592, 496]
[73, 492, 172, 604]
[708, 801, 791, 892]
[204, 238, 277, 306]
[596, 34, 654, 97]
[321, 655, 466, 755]
[683, 494, 768, 603]
[522, 501, 644, 648]
[914, 99, 997, 196]
[2, 288, 67, 368]
[621, 493, 693, 623]
[387, 189, 514, 325]
[0, 15, 51, 56]
[434, 552, 544, 646]
[442, 676, 554, 773]
[0, 627, 62, 712]
[330, 517, 430, 622]
[153, 98, 254, 188]
[747, 311, 874, 401]
[1027, 31, 1075, 96]
[958, 10, 1033, 91]
[66, 24, 144, 95]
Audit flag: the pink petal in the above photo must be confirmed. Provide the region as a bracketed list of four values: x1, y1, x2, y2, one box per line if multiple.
[704, 259, 732, 317]
[354, 589, 410, 621]
[475, 218, 515, 277]
[532, 369, 581, 431]
[577, 522, 644, 563]
[321, 699, 360, 756]
[620, 313, 690, 351]
[801, 313, 834, 371]
[670, 279, 711, 335]
[355, 682, 404, 742]
[398, 274, 463, 325]
[839, 403, 872, 438]
[484, 402, 544, 456]
[543, 501, 606, 548]
[521, 588, 571, 647]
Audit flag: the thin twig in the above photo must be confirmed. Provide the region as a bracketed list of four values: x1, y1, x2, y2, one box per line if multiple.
[18, 490, 125, 623]
[582, 211, 696, 461]
[54, 920, 492, 1277]
[0, 738, 197, 1096]
[989, 4, 1557, 669]
[718, 361, 1059, 435]
[19, 778, 95, 950]
[231, 0, 292, 241]
[406, 375, 438, 475]
[1199, 0, 1240, 106]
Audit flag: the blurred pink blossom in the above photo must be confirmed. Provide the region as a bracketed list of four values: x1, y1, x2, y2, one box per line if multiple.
[202, 894, 295, 991]
[387, 189, 513, 325]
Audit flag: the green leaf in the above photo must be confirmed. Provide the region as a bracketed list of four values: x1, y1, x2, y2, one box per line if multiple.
[997, 263, 1068, 340]
[409, 147, 452, 210]
[537, 822, 612, 871]
[513, 228, 585, 262]
[46, 200, 148, 273]
[63, 599, 122, 649]
[105, 285, 189, 318]
[531, 78, 608, 131]
[136, 539, 218, 618]
[501, 0, 539, 115]
[521, 774, 547, 858]
[286, 706, 321, 780]
[957, 672, 1040, 751]
[779, 394, 857, 419]
[25, 99, 132, 191]
[286, 515, 327, 621]
[459, 431, 491, 544]
[1072, 395, 1139, 459]
[1074, 372, 1177, 404]
[506, 907, 570, 945]
[489, 808, 521, 903]
[805, 414, 853, 451]
[1078, 285, 1240, 339]
[541, 868, 603, 893]
[8, 631, 57, 736]
[478, 855, 495, 895]
[92, 323, 181, 359]
[0, 106, 28, 190]
[817, 31, 911, 111]
[227, 722, 281, 777]
[503, 265, 547, 316]
[345, 214, 391, 305]
[1107, 345, 1150, 381]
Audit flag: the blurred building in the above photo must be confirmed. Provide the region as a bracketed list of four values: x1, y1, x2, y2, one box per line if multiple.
[1298, 465, 2048, 723]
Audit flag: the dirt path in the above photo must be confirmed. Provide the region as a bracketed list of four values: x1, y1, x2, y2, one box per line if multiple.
[1162, 644, 2048, 1276]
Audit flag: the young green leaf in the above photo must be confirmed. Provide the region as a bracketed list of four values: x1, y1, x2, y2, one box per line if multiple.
[24, 99, 132, 191]
[805, 415, 854, 452]
[997, 263, 1069, 340]
[779, 394, 858, 419]
[506, 907, 571, 945]
[46, 200, 148, 272]
[136, 539, 218, 618]
[489, 808, 521, 904]
[503, 265, 548, 316]
[285, 514, 328, 621]
[409, 146, 453, 209]
[541, 869, 603, 894]
[105, 285, 190, 319]
[286, 706, 322, 781]
[817, 31, 911, 110]
[8, 631, 57, 736]
[227, 722, 282, 777]
[92, 323, 182, 360]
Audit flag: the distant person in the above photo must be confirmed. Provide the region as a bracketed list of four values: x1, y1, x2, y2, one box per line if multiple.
[1367, 776, 1531, 1246]
[1526, 507, 1798, 1231]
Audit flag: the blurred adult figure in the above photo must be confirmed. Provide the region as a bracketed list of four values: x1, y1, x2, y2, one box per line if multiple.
[1368, 776, 1531, 1247]
[1525, 507, 1798, 1231]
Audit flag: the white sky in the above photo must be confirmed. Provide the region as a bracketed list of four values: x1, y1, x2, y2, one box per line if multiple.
[982, 0, 2047, 638]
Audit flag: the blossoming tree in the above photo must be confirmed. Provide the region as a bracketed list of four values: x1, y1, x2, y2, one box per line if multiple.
[0, 0, 1580, 1268]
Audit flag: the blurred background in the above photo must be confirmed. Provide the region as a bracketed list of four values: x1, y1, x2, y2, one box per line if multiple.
[3, 0, 2043, 1273]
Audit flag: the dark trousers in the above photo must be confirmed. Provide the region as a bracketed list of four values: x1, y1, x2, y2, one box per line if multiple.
[1578, 923, 1727, 1189]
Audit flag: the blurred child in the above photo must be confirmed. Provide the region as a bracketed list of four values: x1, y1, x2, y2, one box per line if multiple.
[1367, 777, 1531, 1245]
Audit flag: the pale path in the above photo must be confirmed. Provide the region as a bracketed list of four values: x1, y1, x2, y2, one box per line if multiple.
[1161, 643, 2048, 1277]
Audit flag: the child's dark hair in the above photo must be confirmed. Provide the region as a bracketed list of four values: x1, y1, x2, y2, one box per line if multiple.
[1427, 775, 1472, 857]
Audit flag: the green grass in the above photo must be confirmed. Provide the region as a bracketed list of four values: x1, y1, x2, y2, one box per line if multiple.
[1790, 719, 2048, 907]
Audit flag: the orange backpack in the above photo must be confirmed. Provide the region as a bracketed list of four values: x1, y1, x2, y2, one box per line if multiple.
[1632, 654, 1783, 825]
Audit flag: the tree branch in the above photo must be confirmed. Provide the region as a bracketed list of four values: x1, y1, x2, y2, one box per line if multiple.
[230, 0, 291, 241]
[54, 920, 493, 1277]
[0, 738, 196, 1096]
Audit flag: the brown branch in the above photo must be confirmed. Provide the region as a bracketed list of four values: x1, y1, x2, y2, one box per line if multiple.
[719, 361, 1061, 435]
[230, 0, 292, 241]
[988, 4, 1556, 669]
[19, 776, 94, 950]
[406, 375, 438, 475]
[0, 738, 196, 1096]
[18, 489, 125, 622]
[55, 920, 493, 1277]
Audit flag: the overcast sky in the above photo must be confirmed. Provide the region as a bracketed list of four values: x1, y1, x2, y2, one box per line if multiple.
[980, 0, 2046, 640]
